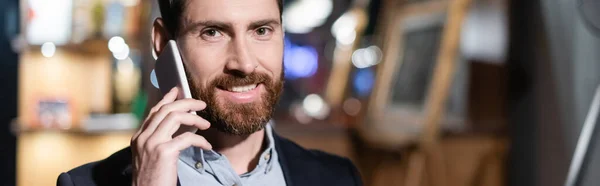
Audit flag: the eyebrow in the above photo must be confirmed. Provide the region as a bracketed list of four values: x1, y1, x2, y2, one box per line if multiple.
[181, 20, 233, 35]
[181, 18, 281, 35]
[248, 19, 281, 30]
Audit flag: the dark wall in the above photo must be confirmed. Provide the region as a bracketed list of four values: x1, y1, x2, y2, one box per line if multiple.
[0, 0, 19, 185]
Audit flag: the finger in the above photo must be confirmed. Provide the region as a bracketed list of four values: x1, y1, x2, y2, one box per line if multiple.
[151, 111, 211, 138]
[160, 132, 212, 152]
[143, 99, 206, 135]
[133, 114, 156, 147]
[156, 87, 179, 109]
[134, 111, 160, 145]
[144, 87, 179, 124]
[131, 129, 143, 148]
[139, 87, 178, 135]
[136, 100, 205, 148]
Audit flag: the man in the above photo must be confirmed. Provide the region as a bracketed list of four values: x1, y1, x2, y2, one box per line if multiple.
[57, 0, 362, 185]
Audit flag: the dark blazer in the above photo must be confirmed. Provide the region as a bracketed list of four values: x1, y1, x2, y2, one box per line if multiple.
[57, 133, 363, 186]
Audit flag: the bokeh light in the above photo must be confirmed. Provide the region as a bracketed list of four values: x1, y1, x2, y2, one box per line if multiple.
[108, 36, 126, 53]
[353, 68, 375, 97]
[342, 98, 362, 116]
[283, 38, 319, 79]
[352, 45, 383, 68]
[283, 0, 333, 34]
[332, 12, 358, 46]
[302, 94, 330, 119]
[112, 44, 130, 60]
[41, 42, 56, 58]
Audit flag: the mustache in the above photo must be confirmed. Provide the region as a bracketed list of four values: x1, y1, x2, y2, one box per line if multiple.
[209, 72, 273, 88]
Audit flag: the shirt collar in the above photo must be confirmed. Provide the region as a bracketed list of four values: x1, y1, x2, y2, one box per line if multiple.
[179, 122, 277, 174]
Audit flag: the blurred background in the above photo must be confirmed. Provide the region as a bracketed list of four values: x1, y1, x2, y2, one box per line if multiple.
[0, 0, 599, 185]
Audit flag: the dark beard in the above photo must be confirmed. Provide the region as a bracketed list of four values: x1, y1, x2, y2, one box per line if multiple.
[187, 70, 283, 135]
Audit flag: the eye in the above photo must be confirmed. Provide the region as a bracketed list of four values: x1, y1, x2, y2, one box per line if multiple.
[254, 27, 273, 40]
[201, 28, 223, 40]
[256, 27, 269, 35]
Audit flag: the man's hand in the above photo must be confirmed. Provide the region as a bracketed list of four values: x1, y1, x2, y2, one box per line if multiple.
[130, 87, 212, 186]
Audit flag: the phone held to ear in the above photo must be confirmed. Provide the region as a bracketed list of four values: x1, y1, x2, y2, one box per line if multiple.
[154, 40, 199, 134]
[155, 40, 193, 100]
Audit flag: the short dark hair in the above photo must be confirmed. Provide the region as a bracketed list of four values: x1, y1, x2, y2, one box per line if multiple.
[158, 0, 283, 37]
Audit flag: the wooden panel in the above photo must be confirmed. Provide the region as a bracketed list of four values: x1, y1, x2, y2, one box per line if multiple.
[17, 131, 133, 186]
[357, 136, 507, 186]
[18, 51, 111, 129]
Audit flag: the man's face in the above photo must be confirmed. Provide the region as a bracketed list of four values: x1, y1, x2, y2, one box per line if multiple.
[175, 0, 284, 135]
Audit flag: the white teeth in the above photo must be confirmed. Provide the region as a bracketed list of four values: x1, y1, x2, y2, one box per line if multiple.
[227, 84, 258, 92]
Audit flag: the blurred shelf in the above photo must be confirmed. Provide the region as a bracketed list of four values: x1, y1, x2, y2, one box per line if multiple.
[12, 113, 139, 135]
[17, 125, 133, 186]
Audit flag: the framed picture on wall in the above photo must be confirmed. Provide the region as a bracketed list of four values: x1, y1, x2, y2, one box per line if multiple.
[360, 0, 469, 148]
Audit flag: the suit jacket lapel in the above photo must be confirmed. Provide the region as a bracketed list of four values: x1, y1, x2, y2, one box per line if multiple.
[274, 133, 320, 186]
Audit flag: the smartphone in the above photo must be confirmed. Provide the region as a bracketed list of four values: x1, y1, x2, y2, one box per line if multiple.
[154, 40, 193, 100]
[154, 40, 199, 135]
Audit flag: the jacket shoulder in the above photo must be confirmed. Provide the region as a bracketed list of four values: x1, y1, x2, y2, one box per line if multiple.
[275, 135, 363, 186]
[277, 135, 355, 167]
[308, 148, 363, 185]
[58, 147, 133, 186]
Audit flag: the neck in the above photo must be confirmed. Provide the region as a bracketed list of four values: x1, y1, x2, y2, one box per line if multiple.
[197, 127, 266, 175]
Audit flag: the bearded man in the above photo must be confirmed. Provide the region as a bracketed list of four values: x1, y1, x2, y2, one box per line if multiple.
[57, 0, 362, 185]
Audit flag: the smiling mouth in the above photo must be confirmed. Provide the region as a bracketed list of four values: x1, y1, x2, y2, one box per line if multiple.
[218, 83, 260, 93]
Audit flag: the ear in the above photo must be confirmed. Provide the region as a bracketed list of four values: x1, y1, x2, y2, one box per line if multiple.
[151, 18, 170, 58]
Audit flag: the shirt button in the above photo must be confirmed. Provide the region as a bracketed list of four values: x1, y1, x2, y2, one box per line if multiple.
[264, 152, 271, 161]
[195, 162, 203, 169]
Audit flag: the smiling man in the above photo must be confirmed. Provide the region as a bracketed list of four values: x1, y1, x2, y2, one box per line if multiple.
[56, 0, 362, 186]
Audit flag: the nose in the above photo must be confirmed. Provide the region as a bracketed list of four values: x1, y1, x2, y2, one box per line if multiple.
[225, 36, 257, 76]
